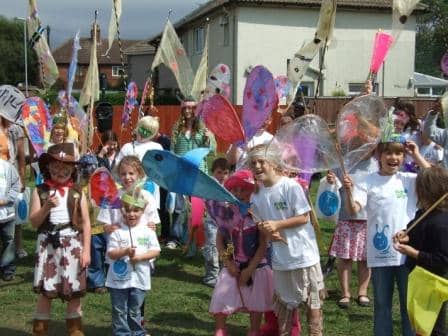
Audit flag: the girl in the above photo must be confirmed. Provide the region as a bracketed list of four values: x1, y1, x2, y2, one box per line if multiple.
[248, 145, 324, 336]
[394, 167, 448, 336]
[326, 154, 378, 309]
[30, 143, 91, 336]
[209, 170, 274, 336]
[106, 190, 161, 336]
[345, 140, 430, 336]
[96, 130, 119, 172]
[171, 97, 216, 255]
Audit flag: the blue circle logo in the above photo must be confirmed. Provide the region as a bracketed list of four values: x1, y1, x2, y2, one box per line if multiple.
[318, 190, 339, 217]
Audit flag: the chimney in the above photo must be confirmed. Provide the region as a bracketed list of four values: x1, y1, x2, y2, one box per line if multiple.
[90, 23, 101, 44]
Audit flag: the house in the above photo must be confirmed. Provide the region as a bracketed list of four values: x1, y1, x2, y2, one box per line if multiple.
[52, 24, 138, 91]
[412, 72, 448, 97]
[129, 0, 426, 104]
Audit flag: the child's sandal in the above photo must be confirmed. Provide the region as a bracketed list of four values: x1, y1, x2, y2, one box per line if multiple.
[356, 295, 370, 307]
[337, 296, 350, 309]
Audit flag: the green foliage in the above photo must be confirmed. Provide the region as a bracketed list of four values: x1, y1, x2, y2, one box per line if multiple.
[331, 85, 347, 97]
[0, 16, 39, 85]
[416, 0, 448, 76]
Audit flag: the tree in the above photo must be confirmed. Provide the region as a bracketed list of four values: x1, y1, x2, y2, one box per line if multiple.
[415, 0, 448, 77]
[0, 16, 38, 85]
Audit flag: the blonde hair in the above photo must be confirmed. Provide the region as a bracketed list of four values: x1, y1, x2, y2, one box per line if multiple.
[416, 167, 448, 211]
[137, 116, 159, 140]
[116, 155, 145, 179]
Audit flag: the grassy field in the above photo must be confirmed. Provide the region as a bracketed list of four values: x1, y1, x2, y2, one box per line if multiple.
[0, 180, 406, 335]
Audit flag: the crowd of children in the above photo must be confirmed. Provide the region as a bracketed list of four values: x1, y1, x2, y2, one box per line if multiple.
[0, 90, 447, 336]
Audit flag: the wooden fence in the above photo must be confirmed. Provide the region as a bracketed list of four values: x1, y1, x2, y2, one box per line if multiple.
[86, 97, 437, 153]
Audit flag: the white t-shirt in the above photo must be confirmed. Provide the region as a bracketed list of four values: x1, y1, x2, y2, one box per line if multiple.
[106, 224, 160, 290]
[420, 142, 443, 165]
[250, 176, 319, 271]
[353, 172, 417, 268]
[116, 140, 163, 208]
[231, 130, 273, 170]
[97, 189, 160, 227]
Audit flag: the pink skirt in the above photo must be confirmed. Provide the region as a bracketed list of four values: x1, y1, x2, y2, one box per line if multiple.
[209, 265, 274, 315]
[329, 220, 367, 261]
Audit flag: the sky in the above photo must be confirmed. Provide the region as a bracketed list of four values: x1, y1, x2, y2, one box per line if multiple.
[1, 0, 208, 48]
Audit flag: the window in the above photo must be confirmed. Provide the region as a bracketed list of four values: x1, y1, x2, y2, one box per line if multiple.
[432, 87, 446, 96]
[416, 87, 431, 96]
[221, 15, 229, 46]
[194, 26, 205, 53]
[112, 66, 124, 77]
[299, 82, 314, 97]
[348, 82, 378, 96]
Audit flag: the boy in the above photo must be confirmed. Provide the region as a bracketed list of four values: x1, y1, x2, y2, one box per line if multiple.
[203, 157, 230, 287]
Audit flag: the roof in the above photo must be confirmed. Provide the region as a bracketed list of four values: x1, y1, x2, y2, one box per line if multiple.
[146, 0, 427, 44]
[413, 72, 448, 87]
[124, 40, 156, 55]
[53, 38, 138, 65]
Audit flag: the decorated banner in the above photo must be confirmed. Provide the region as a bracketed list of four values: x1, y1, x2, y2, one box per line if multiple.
[368, 31, 394, 77]
[197, 94, 244, 144]
[204, 63, 231, 99]
[392, 0, 422, 42]
[314, 0, 337, 45]
[337, 94, 385, 173]
[79, 23, 100, 108]
[122, 81, 139, 128]
[21, 97, 51, 156]
[27, 0, 59, 88]
[66, 31, 81, 100]
[270, 114, 339, 173]
[90, 168, 122, 209]
[105, 0, 122, 56]
[0, 85, 25, 123]
[241, 65, 277, 143]
[274, 75, 292, 101]
[151, 20, 194, 97]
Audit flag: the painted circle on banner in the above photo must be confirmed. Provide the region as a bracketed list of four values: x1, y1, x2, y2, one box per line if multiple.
[318, 190, 340, 217]
[441, 53, 448, 76]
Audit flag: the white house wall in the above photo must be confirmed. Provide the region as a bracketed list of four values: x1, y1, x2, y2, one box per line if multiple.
[235, 6, 416, 104]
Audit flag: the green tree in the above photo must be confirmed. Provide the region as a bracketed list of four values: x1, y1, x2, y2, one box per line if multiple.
[0, 15, 38, 85]
[416, 0, 448, 77]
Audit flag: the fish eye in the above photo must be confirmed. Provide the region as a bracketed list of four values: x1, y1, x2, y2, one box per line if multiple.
[155, 154, 163, 161]
[210, 75, 217, 80]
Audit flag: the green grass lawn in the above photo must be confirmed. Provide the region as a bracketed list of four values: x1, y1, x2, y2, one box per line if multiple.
[0, 180, 406, 335]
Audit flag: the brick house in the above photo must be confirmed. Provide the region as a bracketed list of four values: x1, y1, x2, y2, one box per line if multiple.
[52, 24, 138, 91]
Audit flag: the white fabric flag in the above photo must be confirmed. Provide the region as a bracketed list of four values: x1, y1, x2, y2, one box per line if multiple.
[152, 20, 194, 97]
[191, 25, 209, 101]
[79, 24, 100, 107]
[105, 0, 122, 56]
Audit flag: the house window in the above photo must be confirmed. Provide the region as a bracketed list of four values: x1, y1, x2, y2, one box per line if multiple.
[432, 87, 446, 96]
[348, 82, 378, 96]
[112, 66, 124, 77]
[221, 15, 229, 46]
[300, 82, 314, 97]
[194, 26, 204, 53]
[181, 33, 189, 55]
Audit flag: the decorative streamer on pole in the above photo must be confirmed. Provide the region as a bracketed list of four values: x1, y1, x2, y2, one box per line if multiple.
[367, 30, 394, 82]
[191, 20, 209, 101]
[104, 0, 122, 56]
[67, 31, 81, 101]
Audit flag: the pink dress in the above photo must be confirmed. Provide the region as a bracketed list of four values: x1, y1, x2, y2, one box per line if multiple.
[208, 202, 274, 315]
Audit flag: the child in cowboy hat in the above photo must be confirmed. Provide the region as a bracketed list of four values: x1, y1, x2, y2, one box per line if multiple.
[29, 142, 91, 336]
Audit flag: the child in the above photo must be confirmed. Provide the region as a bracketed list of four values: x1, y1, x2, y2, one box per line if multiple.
[394, 167, 448, 336]
[209, 170, 274, 336]
[106, 190, 161, 336]
[79, 154, 107, 294]
[29, 143, 91, 336]
[97, 155, 160, 329]
[345, 139, 430, 336]
[423, 102, 448, 168]
[326, 154, 378, 309]
[0, 158, 21, 281]
[203, 157, 230, 287]
[248, 144, 324, 336]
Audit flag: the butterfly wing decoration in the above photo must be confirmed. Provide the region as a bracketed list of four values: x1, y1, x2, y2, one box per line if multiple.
[21, 97, 51, 156]
[89, 168, 122, 209]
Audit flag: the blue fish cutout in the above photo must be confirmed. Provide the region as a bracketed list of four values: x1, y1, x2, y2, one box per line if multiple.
[142, 149, 247, 212]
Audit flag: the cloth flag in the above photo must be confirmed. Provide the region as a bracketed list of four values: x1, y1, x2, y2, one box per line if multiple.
[151, 20, 194, 97]
[407, 266, 448, 336]
[27, 0, 59, 88]
[79, 24, 100, 108]
[122, 81, 139, 128]
[392, 0, 421, 43]
[191, 25, 209, 101]
[104, 0, 122, 56]
[67, 31, 81, 99]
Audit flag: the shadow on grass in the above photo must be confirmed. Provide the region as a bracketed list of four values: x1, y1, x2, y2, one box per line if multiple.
[0, 320, 111, 336]
[150, 311, 246, 336]
[155, 260, 204, 284]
